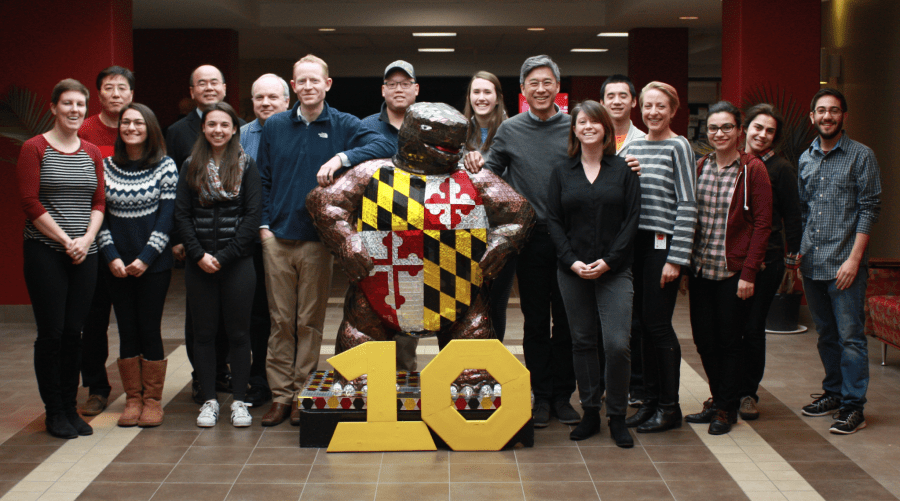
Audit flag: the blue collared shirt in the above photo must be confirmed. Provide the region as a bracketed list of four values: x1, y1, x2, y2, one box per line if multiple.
[239, 118, 264, 161]
[798, 132, 881, 280]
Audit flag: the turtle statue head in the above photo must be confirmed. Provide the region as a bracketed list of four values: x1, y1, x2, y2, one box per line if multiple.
[395, 102, 467, 175]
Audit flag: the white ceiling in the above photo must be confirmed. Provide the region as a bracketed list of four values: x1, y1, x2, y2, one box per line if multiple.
[133, 0, 723, 77]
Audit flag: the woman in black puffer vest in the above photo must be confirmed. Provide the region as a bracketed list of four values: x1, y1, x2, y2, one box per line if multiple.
[174, 102, 261, 428]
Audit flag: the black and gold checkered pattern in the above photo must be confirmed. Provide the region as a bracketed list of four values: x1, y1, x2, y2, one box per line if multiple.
[422, 228, 487, 330]
[358, 167, 426, 232]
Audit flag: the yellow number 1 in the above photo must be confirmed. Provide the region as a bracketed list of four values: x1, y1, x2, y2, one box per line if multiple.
[326, 342, 436, 452]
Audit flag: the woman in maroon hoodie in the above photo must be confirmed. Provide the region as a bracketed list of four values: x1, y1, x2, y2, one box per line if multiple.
[685, 101, 772, 435]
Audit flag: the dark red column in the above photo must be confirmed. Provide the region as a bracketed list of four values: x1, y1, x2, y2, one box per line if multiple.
[721, 0, 820, 109]
[134, 29, 241, 130]
[628, 28, 689, 136]
[0, 0, 132, 305]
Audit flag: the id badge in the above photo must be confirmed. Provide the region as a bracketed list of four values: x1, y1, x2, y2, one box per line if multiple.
[654, 232, 667, 250]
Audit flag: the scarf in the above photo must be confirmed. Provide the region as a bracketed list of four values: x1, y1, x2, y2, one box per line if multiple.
[199, 150, 246, 206]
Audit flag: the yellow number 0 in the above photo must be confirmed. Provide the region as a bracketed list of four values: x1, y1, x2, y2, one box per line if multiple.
[327, 339, 531, 452]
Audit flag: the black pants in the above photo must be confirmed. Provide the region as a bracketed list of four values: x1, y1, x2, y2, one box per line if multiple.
[184, 301, 231, 380]
[23, 240, 97, 414]
[689, 273, 752, 412]
[487, 257, 517, 342]
[80, 265, 112, 397]
[632, 231, 682, 405]
[249, 242, 271, 389]
[740, 260, 784, 402]
[186, 256, 254, 402]
[108, 269, 171, 361]
[517, 229, 575, 403]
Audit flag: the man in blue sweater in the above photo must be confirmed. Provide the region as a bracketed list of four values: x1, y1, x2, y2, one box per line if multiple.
[257, 54, 394, 426]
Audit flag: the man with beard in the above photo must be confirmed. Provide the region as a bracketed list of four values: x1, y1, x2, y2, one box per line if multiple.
[798, 88, 881, 435]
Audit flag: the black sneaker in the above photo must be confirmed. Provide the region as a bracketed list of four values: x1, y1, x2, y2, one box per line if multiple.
[801, 393, 841, 417]
[829, 409, 866, 435]
[245, 385, 272, 408]
[533, 400, 551, 428]
[552, 400, 582, 425]
[216, 372, 233, 393]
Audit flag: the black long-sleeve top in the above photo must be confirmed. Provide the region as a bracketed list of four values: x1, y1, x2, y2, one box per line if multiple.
[761, 152, 803, 263]
[547, 154, 642, 274]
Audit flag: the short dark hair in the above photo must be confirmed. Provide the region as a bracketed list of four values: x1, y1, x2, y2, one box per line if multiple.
[112, 103, 166, 170]
[810, 87, 847, 113]
[96, 66, 135, 91]
[51, 79, 89, 104]
[600, 74, 636, 101]
[568, 100, 616, 158]
[707, 100, 742, 129]
[744, 103, 785, 145]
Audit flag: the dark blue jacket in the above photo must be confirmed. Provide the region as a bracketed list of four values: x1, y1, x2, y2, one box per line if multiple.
[257, 101, 394, 241]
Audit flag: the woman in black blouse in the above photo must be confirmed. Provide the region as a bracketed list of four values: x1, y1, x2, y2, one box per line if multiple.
[547, 100, 641, 446]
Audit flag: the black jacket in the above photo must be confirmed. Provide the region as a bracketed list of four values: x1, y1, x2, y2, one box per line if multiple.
[762, 154, 803, 263]
[174, 157, 262, 267]
[165, 110, 247, 171]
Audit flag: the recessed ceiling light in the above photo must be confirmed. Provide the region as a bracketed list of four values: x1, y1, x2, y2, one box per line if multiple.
[418, 48, 455, 52]
[571, 48, 609, 53]
[527, 27, 545, 31]
[319, 28, 335, 32]
[598, 32, 628, 37]
[412, 32, 456, 37]
[679, 16, 699, 20]
[820, 81, 828, 85]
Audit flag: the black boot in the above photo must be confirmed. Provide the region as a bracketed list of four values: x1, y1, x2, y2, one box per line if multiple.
[636, 403, 683, 433]
[570, 407, 601, 441]
[708, 409, 737, 435]
[65, 411, 93, 436]
[625, 399, 657, 428]
[608, 415, 634, 448]
[685, 398, 717, 423]
[45, 413, 77, 439]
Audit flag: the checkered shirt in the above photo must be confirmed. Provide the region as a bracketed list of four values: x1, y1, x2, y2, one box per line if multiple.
[692, 153, 740, 280]
[798, 132, 881, 280]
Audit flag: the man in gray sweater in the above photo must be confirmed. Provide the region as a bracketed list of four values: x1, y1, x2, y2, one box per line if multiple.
[465, 55, 579, 427]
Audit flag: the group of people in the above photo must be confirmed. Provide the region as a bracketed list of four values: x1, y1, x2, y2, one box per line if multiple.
[15, 53, 880, 445]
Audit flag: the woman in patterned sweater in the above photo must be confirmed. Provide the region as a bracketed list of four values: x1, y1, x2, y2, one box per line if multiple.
[97, 103, 178, 428]
[15, 79, 105, 439]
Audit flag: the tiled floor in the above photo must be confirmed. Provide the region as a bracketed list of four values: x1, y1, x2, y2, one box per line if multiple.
[1, 267, 899, 500]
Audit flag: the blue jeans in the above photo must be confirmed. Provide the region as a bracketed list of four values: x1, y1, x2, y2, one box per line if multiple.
[803, 268, 869, 411]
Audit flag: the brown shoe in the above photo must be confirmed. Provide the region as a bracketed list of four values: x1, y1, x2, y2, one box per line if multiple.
[117, 357, 143, 427]
[138, 359, 167, 427]
[290, 400, 301, 426]
[261, 402, 291, 427]
[81, 394, 108, 416]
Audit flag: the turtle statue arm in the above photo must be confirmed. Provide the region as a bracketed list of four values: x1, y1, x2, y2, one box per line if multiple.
[467, 168, 535, 279]
[306, 159, 385, 282]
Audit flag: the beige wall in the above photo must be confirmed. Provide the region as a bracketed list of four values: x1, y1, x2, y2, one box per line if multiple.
[822, 0, 900, 259]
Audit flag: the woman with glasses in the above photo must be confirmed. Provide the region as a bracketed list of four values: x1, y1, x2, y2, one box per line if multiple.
[685, 101, 772, 435]
[98, 103, 178, 428]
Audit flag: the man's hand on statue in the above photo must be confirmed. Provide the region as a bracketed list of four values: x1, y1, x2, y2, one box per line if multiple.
[317, 156, 343, 186]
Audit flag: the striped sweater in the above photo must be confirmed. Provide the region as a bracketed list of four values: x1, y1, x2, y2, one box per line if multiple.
[97, 156, 178, 273]
[16, 135, 105, 253]
[623, 136, 697, 266]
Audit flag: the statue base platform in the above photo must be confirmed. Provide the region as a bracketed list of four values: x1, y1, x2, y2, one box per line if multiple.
[297, 370, 534, 449]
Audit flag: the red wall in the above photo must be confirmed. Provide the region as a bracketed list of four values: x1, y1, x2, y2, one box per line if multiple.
[133, 29, 241, 130]
[0, 0, 133, 305]
[628, 28, 689, 136]
[721, 0, 821, 108]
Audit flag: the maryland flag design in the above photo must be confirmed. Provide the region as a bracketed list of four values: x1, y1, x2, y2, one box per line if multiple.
[357, 167, 488, 335]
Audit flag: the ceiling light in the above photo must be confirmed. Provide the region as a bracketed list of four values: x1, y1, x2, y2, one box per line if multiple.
[679, 16, 699, 20]
[412, 32, 456, 37]
[820, 81, 828, 85]
[319, 28, 335, 32]
[418, 48, 455, 52]
[527, 27, 545, 31]
[571, 48, 608, 53]
[598, 32, 628, 37]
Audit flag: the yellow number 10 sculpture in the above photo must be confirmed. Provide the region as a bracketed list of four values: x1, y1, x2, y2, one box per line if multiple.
[326, 339, 531, 452]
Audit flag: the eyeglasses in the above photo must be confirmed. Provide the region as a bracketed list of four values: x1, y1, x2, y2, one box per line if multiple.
[193, 79, 222, 89]
[120, 119, 146, 128]
[814, 106, 843, 116]
[707, 123, 736, 134]
[384, 81, 415, 90]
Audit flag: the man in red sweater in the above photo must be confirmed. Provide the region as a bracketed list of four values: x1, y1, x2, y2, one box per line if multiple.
[77, 66, 134, 416]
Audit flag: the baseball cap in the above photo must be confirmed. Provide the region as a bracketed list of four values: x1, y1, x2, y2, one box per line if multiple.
[384, 60, 415, 80]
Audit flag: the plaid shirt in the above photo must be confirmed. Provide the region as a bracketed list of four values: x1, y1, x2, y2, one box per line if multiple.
[798, 132, 881, 280]
[692, 153, 740, 280]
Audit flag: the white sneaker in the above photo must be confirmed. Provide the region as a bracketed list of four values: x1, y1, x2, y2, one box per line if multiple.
[231, 401, 252, 427]
[197, 400, 219, 427]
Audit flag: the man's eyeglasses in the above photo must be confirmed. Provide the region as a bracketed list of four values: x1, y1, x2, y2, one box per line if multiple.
[814, 106, 843, 116]
[384, 81, 415, 90]
[707, 124, 736, 134]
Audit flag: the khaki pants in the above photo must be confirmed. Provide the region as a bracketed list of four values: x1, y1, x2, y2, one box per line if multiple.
[262, 237, 333, 404]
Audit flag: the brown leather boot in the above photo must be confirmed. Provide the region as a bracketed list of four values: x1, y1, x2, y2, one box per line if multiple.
[138, 358, 167, 427]
[117, 357, 143, 427]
